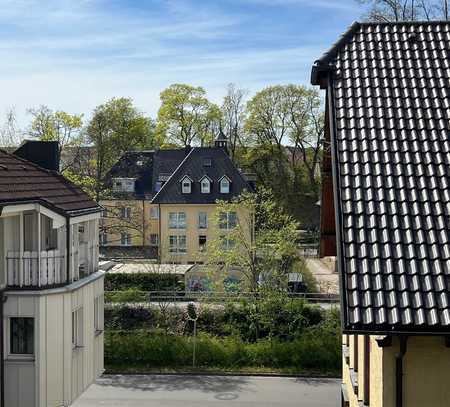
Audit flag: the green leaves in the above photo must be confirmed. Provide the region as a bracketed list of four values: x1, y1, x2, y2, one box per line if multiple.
[156, 83, 221, 147]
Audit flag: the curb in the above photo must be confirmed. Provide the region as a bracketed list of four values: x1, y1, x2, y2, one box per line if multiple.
[103, 371, 340, 379]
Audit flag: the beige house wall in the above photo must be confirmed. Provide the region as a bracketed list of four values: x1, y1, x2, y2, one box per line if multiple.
[343, 334, 450, 407]
[159, 204, 219, 263]
[100, 199, 159, 247]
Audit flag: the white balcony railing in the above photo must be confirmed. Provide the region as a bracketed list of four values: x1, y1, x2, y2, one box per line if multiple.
[6, 250, 66, 288]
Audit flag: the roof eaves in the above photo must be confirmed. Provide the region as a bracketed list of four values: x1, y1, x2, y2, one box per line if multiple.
[311, 21, 360, 86]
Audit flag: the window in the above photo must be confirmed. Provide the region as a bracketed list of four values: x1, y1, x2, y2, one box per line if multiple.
[10, 318, 34, 355]
[219, 211, 237, 229]
[198, 212, 208, 229]
[169, 235, 187, 254]
[220, 177, 231, 194]
[150, 206, 159, 219]
[94, 296, 104, 334]
[149, 234, 159, 246]
[220, 236, 235, 251]
[121, 207, 131, 219]
[181, 177, 192, 194]
[121, 233, 131, 246]
[200, 177, 211, 194]
[203, 158, 212, 167]
[169, 212, 186, 229]
[199, 235, 207, 252]
[72, 308, 83, 348]
[99, 232, 108, 245]
[155, 181, 163, 192]
[113, 178, 135, 192]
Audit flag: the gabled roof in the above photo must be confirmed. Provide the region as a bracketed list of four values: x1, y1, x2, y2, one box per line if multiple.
[152, 147, 250, 204]
[311, 21, 450, 333]
[104, 151, 155, 198]
[0, 149, 100, 216]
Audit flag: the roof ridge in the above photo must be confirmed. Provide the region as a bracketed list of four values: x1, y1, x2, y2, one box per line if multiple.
[358, 19, 450, 27]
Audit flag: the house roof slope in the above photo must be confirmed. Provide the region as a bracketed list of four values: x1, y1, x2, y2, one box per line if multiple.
[311, 21, 450, 333]
[0, 149, 101, 216]
[152, 147, 251, 204]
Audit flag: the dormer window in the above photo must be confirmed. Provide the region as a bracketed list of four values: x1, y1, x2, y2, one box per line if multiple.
[219, 176, 231, 194]
[181, 176, 192, 194]
[112, 178, 135, 193]
[200, 176, 211, 194]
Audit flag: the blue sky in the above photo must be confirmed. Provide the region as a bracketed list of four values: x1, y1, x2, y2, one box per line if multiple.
[0, 0, 366, 125]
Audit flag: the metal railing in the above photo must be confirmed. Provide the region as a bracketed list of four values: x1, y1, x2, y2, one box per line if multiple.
[6, 250, 66, 288]
[105, 290, 340, 304]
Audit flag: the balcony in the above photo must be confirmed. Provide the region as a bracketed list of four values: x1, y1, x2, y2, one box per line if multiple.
[6, 250, 67, 288]
[1, 209, 99, 290]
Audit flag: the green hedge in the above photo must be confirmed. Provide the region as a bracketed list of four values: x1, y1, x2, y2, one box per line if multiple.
[105, 297, 331, 341]
[105, 329, 341, 371]
[105, 272, 184, 292]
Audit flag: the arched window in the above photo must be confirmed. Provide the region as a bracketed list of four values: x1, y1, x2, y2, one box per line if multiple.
[181, 176, 192, 194]
[220, 176, 231, 194]
[201, 176, 211, 194]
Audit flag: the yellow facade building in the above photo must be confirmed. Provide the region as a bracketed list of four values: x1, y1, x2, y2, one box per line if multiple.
[100, 137, 254, 263]
[312, 21, 450, 407]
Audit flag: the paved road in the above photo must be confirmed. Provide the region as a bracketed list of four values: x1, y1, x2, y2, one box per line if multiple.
[73, 374, 340, 407]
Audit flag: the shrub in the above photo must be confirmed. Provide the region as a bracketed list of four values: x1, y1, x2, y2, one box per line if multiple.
[105, 288, 148, 303]
[104, 329, 341, 371]
[105, 272, 184, 292]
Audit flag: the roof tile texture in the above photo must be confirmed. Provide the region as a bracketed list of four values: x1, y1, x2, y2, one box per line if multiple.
[330, 22, 450, 332]
[0, 150, 99, 215]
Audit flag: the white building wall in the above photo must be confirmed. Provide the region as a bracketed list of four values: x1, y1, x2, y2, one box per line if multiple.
[4, 273, 104, 407]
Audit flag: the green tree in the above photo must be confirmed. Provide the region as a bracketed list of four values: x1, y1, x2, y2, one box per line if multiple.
[86, 97, 155, 200]
[156, 84, 221, 147]
[27, 106, 84, 171]
[206, 189, 299, 292]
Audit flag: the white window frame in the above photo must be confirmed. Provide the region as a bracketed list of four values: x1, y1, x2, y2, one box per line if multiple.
[7, 317, 35, 360]
[198, 212, 208, 229]
[121, 207, 132, 219]
[72, 307, 84, 350]
[169, 212, 186, 229]
[181, 176, 192, 194]
[121, 232, 132, 246]
[150, 206, 159, 219]
[169, 235, 187, 254]
[220, 176, 231, 194]
[112, 178, 135, 193]
[94, 295, 104, 335]
[219, 211, 237, 230]
[200, 176, 211, 194]
[220, 235, 235, 251]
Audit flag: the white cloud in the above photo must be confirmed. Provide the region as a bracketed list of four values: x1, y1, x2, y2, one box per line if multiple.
[0, 0, 361, 127]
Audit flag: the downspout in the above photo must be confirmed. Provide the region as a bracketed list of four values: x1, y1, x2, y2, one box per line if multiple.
[395, 336, 408, 407]
[0, 290, 6, 407]
[66, 216, 71, 284]
[158, 204, 162, 262]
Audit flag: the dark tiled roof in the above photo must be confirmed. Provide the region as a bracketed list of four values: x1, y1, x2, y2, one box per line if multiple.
[105, 151, 155, 198]
[312, 21, 450, 333]
[0, 149, 100, 215]
[152, 147, 251, 204]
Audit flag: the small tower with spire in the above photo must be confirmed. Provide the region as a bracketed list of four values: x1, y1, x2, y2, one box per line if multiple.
[215, 130, 228, 153]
